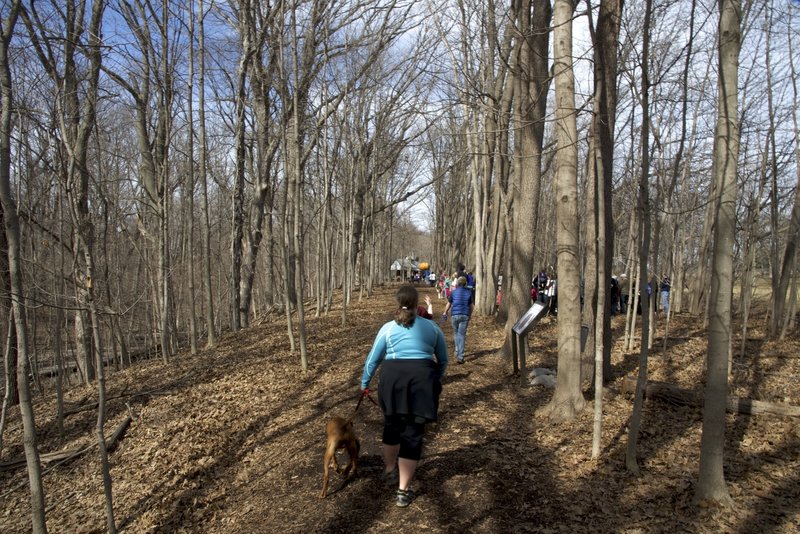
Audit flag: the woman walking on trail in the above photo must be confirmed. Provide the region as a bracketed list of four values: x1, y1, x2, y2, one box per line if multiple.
[360, 285, 449, 508]
[442, 276, 474, 364]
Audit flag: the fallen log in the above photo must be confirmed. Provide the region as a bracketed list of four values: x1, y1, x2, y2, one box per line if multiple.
[621, 377, 800, 418]
[0, 415, 132, 472]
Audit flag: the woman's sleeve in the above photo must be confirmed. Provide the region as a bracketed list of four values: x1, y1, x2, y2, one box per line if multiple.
[361, 324, 389, 389]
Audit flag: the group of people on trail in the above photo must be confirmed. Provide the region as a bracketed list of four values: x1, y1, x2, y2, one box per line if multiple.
[533, 268, 558, 316]
[359, 262, 475, 508]
[357, 259, 674, 509]
[610, 273, 671, 316]
[493, 267, 555, 315]
[610, 274, 626, 315]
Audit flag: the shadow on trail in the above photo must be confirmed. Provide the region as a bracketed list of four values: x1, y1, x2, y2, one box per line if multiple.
[731, 435, 800, 533]
[317, 351, 557, 533]
[117, 352, 331, 531]
[52, 286, 799, 533]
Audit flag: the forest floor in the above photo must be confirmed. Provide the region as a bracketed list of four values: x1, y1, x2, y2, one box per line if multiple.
[2, 285, 800, 533]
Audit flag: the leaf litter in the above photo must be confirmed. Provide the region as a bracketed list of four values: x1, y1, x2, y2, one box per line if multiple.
[1, 286, 799, 533]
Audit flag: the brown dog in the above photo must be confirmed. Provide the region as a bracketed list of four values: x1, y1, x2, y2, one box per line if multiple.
[319, 416, 360, 498]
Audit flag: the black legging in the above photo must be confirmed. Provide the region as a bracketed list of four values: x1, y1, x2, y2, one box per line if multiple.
[383, 415, 425, 461]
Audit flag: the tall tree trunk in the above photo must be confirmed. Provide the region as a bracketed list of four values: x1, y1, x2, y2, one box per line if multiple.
[197, 0, 217, 347]
[241, 27, 279, 323]
[457, 0, 514, 316]
[695, 0, 740, 507]
[503, 0, 550, 363]
[231, 30, 253, 332]
[0, 193, 17, 405]
[772, 5, 800, 339]
[186, 1, 198, 355]
[546, 0, 585, 423]
[589, 0, 623, 457]
[289, 4, 308, 371]
[783, 10, 800, 338]
[626, 0, 653, 475]
[0, 4, 47, 531]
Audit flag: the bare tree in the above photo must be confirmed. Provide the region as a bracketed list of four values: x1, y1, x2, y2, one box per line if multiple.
[626, 0, 653, 475]
[0, 3, 47, 531]
[186, 0, 198, 354]
[107, 0, 182, 363]
[771, 2, 800, 339]
[430, 0, 514, 315]
[503, 0, 551, 363]
[545, 0, 585, 423]
[587, 0, 623, 458]
[229, 0, 257, 332]
[22, 0, 116, 528]
[695, 0, 741, 507]
[197, 0, 217, 347]
[238, 0, 281, 327]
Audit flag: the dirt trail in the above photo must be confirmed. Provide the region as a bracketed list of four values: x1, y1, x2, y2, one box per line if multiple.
[2, 286, 799, 533]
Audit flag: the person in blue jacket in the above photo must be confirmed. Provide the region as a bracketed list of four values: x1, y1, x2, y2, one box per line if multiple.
[442, 275, 474, 364]
[361, 285, 448, 508]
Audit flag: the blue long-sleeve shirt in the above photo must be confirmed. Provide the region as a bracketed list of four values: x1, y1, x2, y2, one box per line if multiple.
[361, 317, 448, 390]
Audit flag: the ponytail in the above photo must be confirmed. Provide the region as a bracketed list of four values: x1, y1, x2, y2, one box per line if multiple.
[394, 285, 419, 328]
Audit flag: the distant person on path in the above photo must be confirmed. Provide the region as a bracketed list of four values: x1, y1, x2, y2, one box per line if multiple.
[660, 276, 671, 315]
[437, 272, 446, 299]
[443, 276, 474, 364]
[546, 274, 558, 316]
[537, 268, 548, 302]
[456, 262, 475, 290]
[619, 274, 629, 313]
[360, 285, 448, 508]
[466, 269, 475, 290]
[610, 276, 620, 315]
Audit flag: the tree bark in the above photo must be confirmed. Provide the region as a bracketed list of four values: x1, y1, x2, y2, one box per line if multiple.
[0, 200, 17, 405]
[772, 5, 800, 339]
[231, 15, 254, 332]
[695, 0, 740, 508]
[588, 0, 623, 458]
[186, 3, 198, 355]
[197, 0, 217, 348]
[546, 0, 585, 423]
[0, 3, 47, 530]
[504, 0, 551, 365]
[626, 0, 653, 476]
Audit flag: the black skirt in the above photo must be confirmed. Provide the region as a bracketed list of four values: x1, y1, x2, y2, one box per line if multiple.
[378, 359, 442, 423]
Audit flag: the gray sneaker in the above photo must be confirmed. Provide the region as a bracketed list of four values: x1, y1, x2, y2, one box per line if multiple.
[396, 488, 415, 508]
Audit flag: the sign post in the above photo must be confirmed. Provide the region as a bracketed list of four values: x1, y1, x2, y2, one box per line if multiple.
[511, 301, 549, 386]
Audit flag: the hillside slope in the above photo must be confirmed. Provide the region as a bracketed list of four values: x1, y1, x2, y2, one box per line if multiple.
[2, 286, 799, 533]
